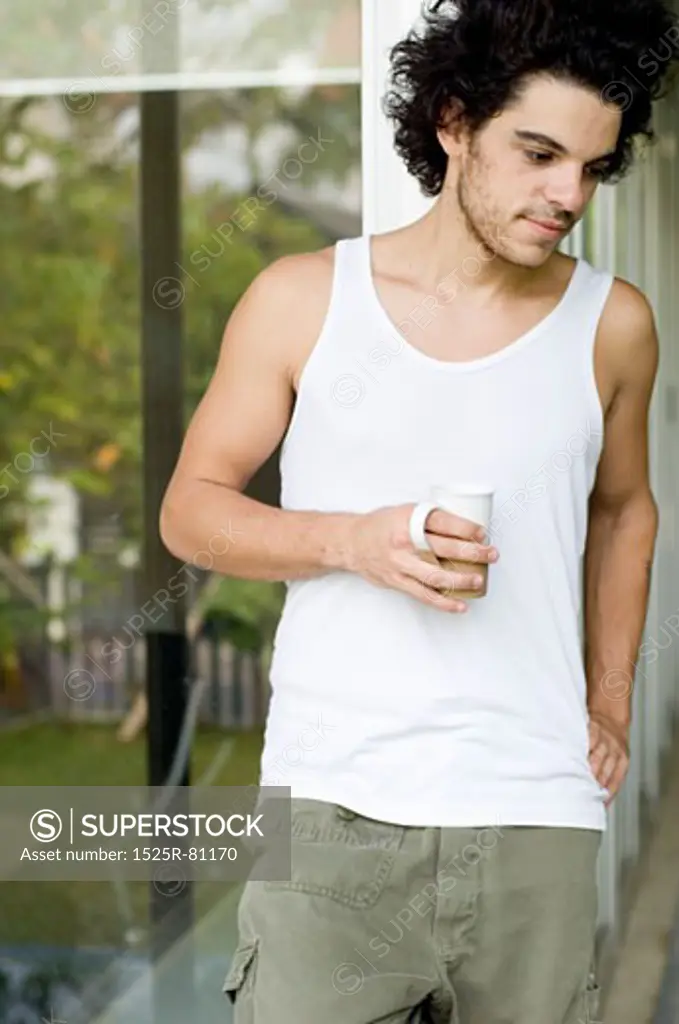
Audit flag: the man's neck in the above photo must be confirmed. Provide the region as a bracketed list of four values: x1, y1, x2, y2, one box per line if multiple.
[374, 200, 564, 304]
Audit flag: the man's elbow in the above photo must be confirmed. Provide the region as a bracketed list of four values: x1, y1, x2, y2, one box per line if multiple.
[591, 486, 659, 535]
[159, 488, 192, 562]
[621, 490, 659, 533]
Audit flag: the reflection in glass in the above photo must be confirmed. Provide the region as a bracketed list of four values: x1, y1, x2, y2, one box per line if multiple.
[0, 1, 360, 87]
[0, 66, 360, 1021]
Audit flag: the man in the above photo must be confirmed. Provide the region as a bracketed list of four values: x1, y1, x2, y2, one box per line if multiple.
[160, 0, 679, 1020]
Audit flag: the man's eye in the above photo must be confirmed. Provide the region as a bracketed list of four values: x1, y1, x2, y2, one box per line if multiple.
[525, 150, 552, 164]
[587, 165, 609, 181]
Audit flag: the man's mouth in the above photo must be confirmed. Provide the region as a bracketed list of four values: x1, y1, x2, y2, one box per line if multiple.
[523, 216, 568, 236]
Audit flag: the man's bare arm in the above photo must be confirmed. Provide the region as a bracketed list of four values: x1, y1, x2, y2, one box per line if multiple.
[584, 279, 660, 730]
[159, 251, 357, 581]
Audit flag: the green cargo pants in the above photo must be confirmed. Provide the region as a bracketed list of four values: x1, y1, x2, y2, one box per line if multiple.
[223, 799, 603, 1023]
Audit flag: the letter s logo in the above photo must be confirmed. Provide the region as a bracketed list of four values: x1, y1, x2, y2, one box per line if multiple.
[30, 809, 63, 842]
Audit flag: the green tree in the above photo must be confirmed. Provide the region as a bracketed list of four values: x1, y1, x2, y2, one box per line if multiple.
[0, 80, 358, 654]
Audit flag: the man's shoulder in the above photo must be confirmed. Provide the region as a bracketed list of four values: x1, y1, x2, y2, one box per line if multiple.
[605, 275, 655, 326]
[253, 244, 338, 300]
[598, 274, 656, 349]
[558, 252, 653, 324]
[241, 243, 345, 390]
[596, 273, 658, 393]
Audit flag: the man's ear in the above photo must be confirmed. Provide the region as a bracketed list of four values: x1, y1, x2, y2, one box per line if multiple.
[436, 99, 468, 156]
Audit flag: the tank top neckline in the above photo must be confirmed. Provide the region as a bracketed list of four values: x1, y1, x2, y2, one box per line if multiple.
[358, 234, 586, 374]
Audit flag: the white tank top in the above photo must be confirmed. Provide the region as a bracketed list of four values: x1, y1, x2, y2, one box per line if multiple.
[261, 234, 614, 830]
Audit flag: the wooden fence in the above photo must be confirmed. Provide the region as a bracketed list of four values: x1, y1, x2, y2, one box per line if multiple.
[1, 558, 272, 729]
[4, 632, 270, 729]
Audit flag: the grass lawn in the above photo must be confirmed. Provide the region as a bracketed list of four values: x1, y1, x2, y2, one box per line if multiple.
[0, 721, 264, 950]
[0, 720, 264, 786]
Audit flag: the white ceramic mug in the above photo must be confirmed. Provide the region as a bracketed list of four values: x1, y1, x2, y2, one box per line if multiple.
[409, 485, 495, 599]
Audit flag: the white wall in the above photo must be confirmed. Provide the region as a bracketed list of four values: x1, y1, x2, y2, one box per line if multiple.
[361, 0, 432, 234]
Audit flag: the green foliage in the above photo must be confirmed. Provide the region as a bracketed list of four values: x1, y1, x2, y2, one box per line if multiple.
[0, 84, 358, 652]
[197, 577, 286, 650]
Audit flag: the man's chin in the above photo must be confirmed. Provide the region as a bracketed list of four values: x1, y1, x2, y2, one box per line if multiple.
[520, 247, 558, 267]
[491, 235, 555, 270]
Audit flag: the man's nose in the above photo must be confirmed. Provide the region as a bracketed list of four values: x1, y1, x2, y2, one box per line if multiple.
[543, 171, 587, 217]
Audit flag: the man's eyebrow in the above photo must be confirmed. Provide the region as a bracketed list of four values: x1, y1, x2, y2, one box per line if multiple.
[513, 129, 616, 164]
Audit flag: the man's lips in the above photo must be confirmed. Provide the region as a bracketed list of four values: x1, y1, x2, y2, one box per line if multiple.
[524, 216, 568, 232]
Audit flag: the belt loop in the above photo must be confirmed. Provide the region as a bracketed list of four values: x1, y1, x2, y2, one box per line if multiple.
[336, 805, 357, 821]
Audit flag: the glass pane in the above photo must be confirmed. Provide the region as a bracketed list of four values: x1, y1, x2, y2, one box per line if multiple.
[178, 82, 361, 1021]
[0, 0, 360, 94]
[614, 181, 629, 277]
[583, 201, 597, 265]
[0, 88, 148, 1015]
[0, 60, 360, 1024]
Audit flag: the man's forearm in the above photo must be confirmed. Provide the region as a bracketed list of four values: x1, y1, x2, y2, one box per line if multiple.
[583, 495, 659, 724]
[160, 480, 357, 581]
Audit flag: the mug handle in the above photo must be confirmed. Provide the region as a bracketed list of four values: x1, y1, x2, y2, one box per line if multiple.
[408, 502, 440, 553]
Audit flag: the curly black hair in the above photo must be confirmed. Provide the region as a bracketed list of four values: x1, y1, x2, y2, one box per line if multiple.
[383, 0, 679, 196]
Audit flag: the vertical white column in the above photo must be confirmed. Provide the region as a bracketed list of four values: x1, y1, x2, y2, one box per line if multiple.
[569, 219, 586, 258]
[362, 0, 433, 235]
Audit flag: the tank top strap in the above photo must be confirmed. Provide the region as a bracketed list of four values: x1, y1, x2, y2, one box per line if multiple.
[332, 235, 372, 295]
[572, 259, 616, 326]
[570, 260, 615, 440]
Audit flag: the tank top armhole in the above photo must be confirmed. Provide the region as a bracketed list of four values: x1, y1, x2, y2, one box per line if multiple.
[583, 270, 615, 447]
[281, 238, 354, 451]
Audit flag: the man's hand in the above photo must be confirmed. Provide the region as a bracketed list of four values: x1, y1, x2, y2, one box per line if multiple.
[344, 504, 499, 612]
[587, 710, 630, 808]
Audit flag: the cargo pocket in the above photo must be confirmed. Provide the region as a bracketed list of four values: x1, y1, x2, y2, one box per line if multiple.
[222, 938, 258, 1006]
[264, 803, 405, 909]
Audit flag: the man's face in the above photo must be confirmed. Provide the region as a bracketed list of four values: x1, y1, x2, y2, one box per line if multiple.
[439, 74, 622, 268]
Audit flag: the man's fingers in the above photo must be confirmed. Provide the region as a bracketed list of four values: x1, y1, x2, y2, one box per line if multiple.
[428, 534, 498, 565]
[402, 556, 485, 595]
[599, 752, 619, 789]
[425, 509, 488, 543]
[397, 574, 469, 613]
[605, 759, 630, 804]
[588, 740, 607, 777]
[587, 718, 631, 806]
